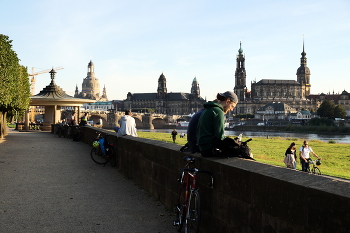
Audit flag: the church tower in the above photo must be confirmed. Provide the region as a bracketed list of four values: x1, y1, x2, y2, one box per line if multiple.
[157, 73, 167, 98]
[296, 40, 311, 98]
[81, 60, 101, 99]
[234, 41, 247, 101]
[191, 76, 200, 97]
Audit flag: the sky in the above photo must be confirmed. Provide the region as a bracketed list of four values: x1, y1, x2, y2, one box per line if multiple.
[1, 0, 350, 101]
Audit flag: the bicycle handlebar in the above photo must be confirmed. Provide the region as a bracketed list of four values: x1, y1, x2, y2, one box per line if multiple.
[181, 168, 214, 188]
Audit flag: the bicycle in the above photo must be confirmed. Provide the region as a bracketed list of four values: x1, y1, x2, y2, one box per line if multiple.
[90, 133, 117, 167]
[72, 126, 83, 142]
[57, 124, 66, 138]
[173, 156, 214, 233]
[307, 159, 322, 175]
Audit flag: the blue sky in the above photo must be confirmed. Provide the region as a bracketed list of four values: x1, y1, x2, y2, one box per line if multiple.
[2, 0, 350, 101]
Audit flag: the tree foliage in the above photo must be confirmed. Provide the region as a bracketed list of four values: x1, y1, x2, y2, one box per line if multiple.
[334, 105, 346, 119]
[0, 34, 30, 138]
[317, 100, 335, 118]
[316, 99, 347, 119]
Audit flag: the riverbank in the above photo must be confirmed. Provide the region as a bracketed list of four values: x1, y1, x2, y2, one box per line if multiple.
[136, 131, 350, 180]
[232, 125, 350, 135]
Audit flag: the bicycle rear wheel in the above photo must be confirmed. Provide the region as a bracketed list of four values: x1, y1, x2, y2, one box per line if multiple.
[90, 147, 107, 165]
[313, 167, 321, 175]
[107, 146, 117, 167]
[174, 182, 186, 232]
[186, 189, 201, 233]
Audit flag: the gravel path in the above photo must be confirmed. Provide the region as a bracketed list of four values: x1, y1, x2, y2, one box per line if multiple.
[0, 129, 175, 233]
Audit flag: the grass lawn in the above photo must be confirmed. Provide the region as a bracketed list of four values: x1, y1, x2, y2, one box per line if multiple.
[136, 131, 350, 180]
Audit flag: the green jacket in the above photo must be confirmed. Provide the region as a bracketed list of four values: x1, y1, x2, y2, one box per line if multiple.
[196, 101, 226, 151]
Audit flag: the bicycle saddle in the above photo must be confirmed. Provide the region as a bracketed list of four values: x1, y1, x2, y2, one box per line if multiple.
[183, 156, 195, 163]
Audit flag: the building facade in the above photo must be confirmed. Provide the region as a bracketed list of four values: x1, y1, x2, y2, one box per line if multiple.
[123, 73, 205, 115]
[74, 60, 108, 101]
[234, 42, 320, 116]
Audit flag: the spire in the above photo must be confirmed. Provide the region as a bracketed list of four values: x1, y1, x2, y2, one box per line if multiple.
[49, 68, 56, 84]
[238, 41, 243, 54]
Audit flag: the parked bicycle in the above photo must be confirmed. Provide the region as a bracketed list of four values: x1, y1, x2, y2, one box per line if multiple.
[307, 159, 322, 175]
[90, 133, 117, 167]
[72, 126, 83, 142]
[173, 156, 214, 233]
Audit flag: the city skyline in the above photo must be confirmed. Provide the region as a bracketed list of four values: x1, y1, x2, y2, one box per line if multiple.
[1, 0, 350, 101]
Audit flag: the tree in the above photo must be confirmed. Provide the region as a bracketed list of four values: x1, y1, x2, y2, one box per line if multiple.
[317, 100, 335, 118]
[334, 105, 346, 119]
[0, 34, 30, 138]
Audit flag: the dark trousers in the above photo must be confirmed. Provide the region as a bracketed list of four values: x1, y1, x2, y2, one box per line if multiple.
[301, 159, 309, 172]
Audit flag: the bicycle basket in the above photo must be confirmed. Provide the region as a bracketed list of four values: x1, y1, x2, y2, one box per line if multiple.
[92, 141, 100, 148]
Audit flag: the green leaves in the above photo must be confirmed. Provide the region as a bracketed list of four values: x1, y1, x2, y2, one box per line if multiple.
[0, 34, 30, 112]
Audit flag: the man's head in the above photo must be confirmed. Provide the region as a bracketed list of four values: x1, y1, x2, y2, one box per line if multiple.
[217, 91, 239, 113]
[125, 110, 132, 115]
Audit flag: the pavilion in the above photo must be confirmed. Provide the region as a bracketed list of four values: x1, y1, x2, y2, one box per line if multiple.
[28, 68, 95, 131]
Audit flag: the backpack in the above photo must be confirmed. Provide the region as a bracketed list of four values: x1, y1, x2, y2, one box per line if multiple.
[212, 136, 254, 160]
[180, 143, 190, 153]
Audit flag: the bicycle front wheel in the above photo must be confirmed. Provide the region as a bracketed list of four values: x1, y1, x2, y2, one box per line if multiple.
[313, 167, 322, 175]
[186, 189, 201, 233]
[90, 147, 107, 165]
[175, 183, 186, 232]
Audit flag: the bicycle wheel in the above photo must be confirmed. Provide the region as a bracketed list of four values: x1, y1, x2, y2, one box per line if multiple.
[313, 167, 321, 175]
[107, 146, 117, 167]
[174, 183, 186, 232]
[186, 190, 201, 233]
[90, 147, 107, 165]
[57, 128, 63, 138]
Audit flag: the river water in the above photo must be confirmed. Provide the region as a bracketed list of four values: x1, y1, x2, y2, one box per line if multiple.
[139, 129, 350, 144]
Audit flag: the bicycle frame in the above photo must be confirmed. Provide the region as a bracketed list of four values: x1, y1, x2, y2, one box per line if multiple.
[174, 156, 214, 233]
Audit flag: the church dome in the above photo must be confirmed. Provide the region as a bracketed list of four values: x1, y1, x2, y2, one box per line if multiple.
[296, 66, 310, 75]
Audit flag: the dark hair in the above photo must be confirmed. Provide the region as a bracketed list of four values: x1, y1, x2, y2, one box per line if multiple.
[216, 93, 229, 101]
[288, 142, 296, 149]
[125, 110, 131, 115]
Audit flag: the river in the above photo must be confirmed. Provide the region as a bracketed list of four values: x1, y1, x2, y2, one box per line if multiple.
[139, 129, 350, 144]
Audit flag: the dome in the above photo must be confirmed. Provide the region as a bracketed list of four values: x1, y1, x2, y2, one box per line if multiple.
[296, 66, 310, 75]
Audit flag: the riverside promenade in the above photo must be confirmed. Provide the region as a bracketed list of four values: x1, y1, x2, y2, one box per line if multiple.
[0, 128, 174, 233]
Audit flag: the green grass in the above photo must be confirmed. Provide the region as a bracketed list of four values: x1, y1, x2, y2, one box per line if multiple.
[136, 132, 350, 180]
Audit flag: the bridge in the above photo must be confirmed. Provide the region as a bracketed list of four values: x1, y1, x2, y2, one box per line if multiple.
[83, 111, 189, 129]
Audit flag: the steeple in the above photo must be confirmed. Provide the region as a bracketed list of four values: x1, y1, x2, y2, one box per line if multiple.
[191, 76, 200, 96]
[234, 41, 247, 101]
[296, 38, 311, 98]
[157, 72, 167, 98]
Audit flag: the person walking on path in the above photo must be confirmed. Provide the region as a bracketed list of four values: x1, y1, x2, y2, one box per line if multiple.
[299, 140, 322, 172]
[171, 129, 177, 143]
[117, 110, 138, 137]
[284, 142, 297, 169]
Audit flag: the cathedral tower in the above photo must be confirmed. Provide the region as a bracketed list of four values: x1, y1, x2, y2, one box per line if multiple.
[234, 41, 247, 101]
[296, 40, 311, 98]
[191, 76, 200, 97]
[157, 73, 167, 98]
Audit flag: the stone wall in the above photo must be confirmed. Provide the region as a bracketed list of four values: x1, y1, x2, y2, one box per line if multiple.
[81, 126, 350, 233]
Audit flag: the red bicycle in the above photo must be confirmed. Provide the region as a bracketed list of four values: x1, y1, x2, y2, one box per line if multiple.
[173, 156, 214, 233]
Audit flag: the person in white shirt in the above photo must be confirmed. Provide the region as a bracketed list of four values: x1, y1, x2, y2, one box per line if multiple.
[299, 140, 321, 172]
[117, 110, 138, 137]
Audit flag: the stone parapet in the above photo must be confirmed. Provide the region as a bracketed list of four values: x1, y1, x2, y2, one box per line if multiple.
[80, 126, 350, 233]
